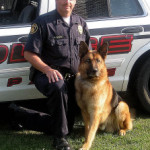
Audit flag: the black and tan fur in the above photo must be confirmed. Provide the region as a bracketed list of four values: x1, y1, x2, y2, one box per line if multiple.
[75, 41, 133, 150]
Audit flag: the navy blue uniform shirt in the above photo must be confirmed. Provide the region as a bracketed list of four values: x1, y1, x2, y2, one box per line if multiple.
[24, 9, 91, 74]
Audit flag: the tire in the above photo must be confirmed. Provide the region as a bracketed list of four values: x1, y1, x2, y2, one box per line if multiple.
[136, 58, 150, 113]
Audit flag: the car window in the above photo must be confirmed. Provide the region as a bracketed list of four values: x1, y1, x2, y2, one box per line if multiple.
[0, 0, 39, 26]
[110, 0, 143, 17]
[73, 0, 109, 19]
[74, 0, 144, 19]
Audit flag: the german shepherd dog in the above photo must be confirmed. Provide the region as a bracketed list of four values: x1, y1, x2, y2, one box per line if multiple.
[75, 41, 133, 150]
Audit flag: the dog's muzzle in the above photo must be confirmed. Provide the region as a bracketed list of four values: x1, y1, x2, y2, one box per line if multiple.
[87, 68, 100, 78]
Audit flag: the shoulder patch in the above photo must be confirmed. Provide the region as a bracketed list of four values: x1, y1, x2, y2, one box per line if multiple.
[30, 23, 38, 34]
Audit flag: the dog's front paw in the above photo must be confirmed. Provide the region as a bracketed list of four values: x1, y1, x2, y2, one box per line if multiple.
[79, 143, 90, 150]
[79, 148, 88, 150]
[119, 129, 126, 136]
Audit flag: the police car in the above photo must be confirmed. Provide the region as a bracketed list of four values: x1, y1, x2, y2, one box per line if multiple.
[0, 0, 150, 113]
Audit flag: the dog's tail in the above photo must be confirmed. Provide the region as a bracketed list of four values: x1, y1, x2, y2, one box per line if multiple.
[115, 101, 133, 131]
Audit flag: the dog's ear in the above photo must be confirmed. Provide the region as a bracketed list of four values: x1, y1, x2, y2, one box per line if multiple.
[98, 42, 109, 60]
[79, 41, 89, 59]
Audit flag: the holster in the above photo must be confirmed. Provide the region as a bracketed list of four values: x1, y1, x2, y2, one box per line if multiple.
[29, 66, 37, 81]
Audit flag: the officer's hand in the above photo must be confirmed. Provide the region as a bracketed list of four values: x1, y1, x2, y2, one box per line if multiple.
[45, 68, 63, 83]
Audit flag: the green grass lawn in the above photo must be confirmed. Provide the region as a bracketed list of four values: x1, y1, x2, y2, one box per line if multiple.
[0, 113, 150, 150]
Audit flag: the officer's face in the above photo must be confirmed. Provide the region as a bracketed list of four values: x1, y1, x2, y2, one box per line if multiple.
[56, 0, 76, 17]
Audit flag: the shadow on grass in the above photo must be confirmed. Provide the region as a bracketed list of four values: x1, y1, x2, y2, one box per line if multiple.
[0, 95, 149, 150]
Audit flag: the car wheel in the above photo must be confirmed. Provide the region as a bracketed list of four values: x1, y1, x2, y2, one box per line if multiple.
[136, 58, 150, 113]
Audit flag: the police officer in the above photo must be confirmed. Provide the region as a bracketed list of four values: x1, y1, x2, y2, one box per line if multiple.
[11, 0, 91, 150]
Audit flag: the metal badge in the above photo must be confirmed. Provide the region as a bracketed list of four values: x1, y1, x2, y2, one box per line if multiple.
[30, 23, 38, 34]
[78, 25, 83, 34]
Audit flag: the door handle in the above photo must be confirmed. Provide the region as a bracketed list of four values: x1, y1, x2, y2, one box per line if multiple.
[121, 26, 144, 33]
[18, 36, 28, 42]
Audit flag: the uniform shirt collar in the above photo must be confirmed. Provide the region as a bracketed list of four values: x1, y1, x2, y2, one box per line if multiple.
[71, 12, 81, 24]
[55, 9, 80, 25]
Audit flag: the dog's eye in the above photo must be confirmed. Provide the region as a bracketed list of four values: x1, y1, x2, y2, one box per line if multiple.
[85, 59, 91, 63]
[96, 59, 101, 63]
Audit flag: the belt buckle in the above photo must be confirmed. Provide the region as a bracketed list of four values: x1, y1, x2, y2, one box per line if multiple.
[64, 73, 71, 80]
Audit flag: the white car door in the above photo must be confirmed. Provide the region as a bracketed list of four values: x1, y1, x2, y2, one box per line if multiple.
[0, 0, 45, 101]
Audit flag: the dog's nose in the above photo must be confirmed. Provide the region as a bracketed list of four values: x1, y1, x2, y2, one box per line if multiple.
[87, 67, 99, 78]
[92, 68, 98, 73]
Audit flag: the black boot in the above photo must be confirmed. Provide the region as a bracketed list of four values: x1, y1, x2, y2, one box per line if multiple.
[53, 137, 72, 150]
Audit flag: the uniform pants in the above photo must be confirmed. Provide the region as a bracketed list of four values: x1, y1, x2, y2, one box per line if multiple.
[19, 71, 77, 137]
